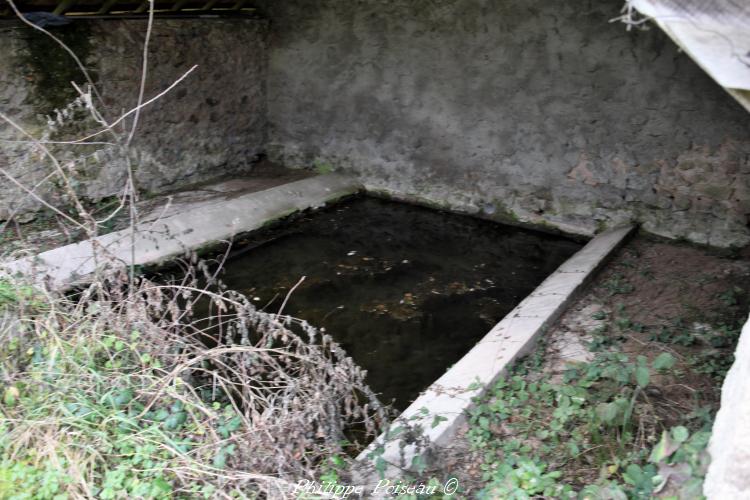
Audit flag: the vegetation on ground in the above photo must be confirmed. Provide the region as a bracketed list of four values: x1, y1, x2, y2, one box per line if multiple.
[463, 241, 748, 499]
[1, 3, 748, 498]
[467, 350, 714, 499]
[0, 9, 400, 497]
[0, 267, 390, 498]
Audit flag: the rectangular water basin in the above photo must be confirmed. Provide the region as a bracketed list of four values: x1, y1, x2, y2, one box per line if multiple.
[213, 196, 583, 410]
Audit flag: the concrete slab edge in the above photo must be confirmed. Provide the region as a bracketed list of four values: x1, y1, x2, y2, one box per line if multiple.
[363, 183, 598, 240]
[704, 312, 750, 499]
[356, 224, 635, 473]
[0, 174, 362, 290]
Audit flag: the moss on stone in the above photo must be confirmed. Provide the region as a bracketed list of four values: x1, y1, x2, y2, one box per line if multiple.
[313, 160, 335, 175]
[20, 22, 93, 112]
[489, 201, 521, 223]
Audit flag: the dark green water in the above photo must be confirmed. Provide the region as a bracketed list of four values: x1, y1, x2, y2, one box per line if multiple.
[217, 196, 582, 410]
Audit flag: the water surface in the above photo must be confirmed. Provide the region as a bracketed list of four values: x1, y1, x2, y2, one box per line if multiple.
[218, 196, 582, 409]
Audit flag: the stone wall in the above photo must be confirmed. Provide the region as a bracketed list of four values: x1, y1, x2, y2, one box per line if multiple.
[258, 0, 750, 248]
[0, 18, 267, 221]
[2, 3, 749, 248]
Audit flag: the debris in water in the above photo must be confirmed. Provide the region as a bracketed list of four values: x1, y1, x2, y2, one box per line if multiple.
[214, 196, 582, 409]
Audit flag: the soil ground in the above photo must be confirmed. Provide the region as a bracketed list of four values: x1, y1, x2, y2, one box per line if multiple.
[435, 234, 750, 496]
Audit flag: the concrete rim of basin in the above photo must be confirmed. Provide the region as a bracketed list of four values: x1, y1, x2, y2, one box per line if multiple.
[356, 224, 635, 477]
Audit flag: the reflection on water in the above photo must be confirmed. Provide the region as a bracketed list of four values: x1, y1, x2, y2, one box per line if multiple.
[216, 196, 582, 410]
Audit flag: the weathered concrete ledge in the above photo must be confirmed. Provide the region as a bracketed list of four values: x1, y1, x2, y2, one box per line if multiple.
[358, 225, 635, 471]
[1, 174, 361, 290]
[705, 313, 750, 498]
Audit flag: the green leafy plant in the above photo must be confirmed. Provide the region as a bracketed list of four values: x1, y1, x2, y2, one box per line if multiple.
[649, 320, 697, 346]
[467, 347, 700, 498]
[478, 458, 573, 499]
[313, 160, 335, 175]
[602, 273, 635, 296]
[0, 278, 44, 310]
[718, 287, 743, 307]
[648, 426, 710, 499]
[0, 270, 390, 498]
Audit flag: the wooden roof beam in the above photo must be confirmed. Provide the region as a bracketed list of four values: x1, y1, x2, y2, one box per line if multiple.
[52, 0, 76, 15]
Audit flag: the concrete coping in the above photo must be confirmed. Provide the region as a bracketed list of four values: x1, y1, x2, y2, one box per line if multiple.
[357, 224, 635, 472]
[0, 174, 362, 290]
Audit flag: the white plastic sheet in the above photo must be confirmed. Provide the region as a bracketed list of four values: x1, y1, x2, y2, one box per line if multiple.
[631, 0, 750, 90]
